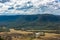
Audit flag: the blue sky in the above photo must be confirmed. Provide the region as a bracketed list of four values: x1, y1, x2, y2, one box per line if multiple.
[0, 0, 60, 15]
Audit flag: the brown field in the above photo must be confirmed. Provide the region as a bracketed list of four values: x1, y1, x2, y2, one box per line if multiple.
[11, 33, 60, 40]
[39, 33, 60, 40]
[0, 30, 60, 40]
[19, 33, 60, 40]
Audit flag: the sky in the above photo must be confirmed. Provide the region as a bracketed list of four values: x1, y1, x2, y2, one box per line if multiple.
[0, 0, 60, 15]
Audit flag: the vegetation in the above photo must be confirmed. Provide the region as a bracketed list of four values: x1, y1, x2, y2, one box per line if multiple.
[0, 14, 60, 31]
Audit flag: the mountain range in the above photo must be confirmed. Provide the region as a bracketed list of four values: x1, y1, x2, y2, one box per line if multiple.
[0, 14, 60, 30]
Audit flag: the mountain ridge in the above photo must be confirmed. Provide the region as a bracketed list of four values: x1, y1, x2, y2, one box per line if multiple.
[0, 14, 60, 30]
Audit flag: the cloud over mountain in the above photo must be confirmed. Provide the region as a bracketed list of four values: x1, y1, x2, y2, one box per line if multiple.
[0, 0, 60, 15]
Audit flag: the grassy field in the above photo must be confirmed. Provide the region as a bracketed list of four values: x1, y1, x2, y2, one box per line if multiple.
[17, 33, 60, 40]
[40, 33, 60, 40]
[10, 30, 60, 40]
[0, 30, 60, 40]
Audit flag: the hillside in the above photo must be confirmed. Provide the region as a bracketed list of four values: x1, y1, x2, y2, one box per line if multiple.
[0, 14, 60, 30]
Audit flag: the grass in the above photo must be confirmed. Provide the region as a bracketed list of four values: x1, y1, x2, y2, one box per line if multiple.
[0, 30, 60, 40]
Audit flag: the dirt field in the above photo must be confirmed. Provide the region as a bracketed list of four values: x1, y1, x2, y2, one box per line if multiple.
[32, 33, 60, 40]
[12, 33, 60, 40]
[0, 30, 60, 40]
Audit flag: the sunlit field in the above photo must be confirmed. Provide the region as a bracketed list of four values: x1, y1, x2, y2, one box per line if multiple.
[0, 30, 60, 40]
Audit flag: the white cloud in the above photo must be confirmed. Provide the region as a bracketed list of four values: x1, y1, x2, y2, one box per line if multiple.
[0, 0, 60, 15]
